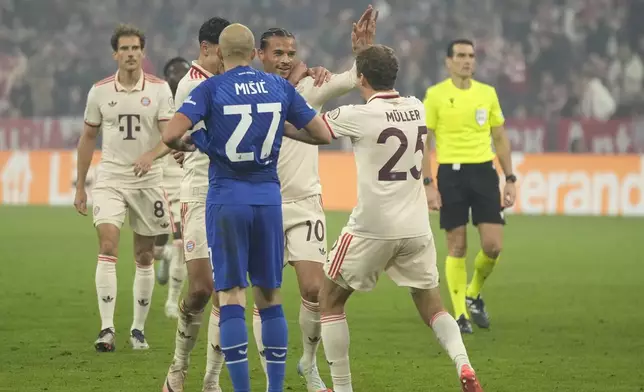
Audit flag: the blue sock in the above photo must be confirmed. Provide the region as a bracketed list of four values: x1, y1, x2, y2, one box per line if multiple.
[219, 305, 249, 392]
[259, 305, 288, 392]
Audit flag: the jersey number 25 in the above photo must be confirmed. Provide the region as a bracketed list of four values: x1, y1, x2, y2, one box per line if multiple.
[378, 126, 428, 181]
[224, 103, 281, 162]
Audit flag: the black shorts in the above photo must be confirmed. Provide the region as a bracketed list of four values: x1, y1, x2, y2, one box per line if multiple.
[437, 161, 505, 231]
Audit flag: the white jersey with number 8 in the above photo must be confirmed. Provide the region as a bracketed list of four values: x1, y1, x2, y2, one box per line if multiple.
[322, 92, 431, 240]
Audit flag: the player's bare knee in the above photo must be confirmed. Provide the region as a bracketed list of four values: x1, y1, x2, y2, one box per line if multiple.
[219, 287, 246, 307]
[319, 278, 350, 315]
[300, 284, 321, 303]
[294, 260, 324, 303]
[253, 286, 281, 309]
[482, 240, 502, 259]
[98, 239, 119, 257]
[446, 227, 467, 257]
[410, 287, 444, 326]
[135, 249, 154, 266]
[189, 276, 213, 304]
[448, 242, 467, 258]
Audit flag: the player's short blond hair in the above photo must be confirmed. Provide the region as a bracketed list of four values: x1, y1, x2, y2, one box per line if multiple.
[110, 24, 146, 51]
[219, 23, 255, 59]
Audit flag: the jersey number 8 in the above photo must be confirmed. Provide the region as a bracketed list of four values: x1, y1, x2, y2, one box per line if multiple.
[378, 126, 428, 181]
[224, 103, 282, 162]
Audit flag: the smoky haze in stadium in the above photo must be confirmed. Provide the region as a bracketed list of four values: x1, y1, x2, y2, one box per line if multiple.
[1, 0, 643, 391]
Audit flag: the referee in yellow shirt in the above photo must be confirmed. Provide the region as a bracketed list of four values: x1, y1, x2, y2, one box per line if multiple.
[422, 39, 516, 334]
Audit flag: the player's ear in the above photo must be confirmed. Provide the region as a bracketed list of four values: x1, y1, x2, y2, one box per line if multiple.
[112, 51, 118, 62]
[358, 73, 366, 88]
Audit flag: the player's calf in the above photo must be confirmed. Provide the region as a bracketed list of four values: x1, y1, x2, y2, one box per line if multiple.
[253, 286, 288, 392]
[165, 239, 186, 319]
[154, 233, 172, 285]
[95, 224, 120, 352]
[319, 277, 354, 392]
[203, 294, 225, 392]
[131, 234, 156, 349]
[411, 287, 479, 383]
[168, 258, 213, 369]
[292, 260, 329, 392]
[217, 287, 251, 391]
[184, 258, 214, 312]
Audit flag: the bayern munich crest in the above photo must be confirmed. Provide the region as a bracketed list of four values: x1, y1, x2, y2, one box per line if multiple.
[186, 240, 195, 252]
[141, 96, 151, 106]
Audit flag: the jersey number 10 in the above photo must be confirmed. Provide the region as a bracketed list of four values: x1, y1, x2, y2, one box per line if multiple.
[224, 103, 281, 162]
[378, 126, 428, 181]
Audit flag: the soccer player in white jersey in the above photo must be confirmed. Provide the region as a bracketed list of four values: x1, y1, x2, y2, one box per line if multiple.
[154, 57, 191, 320]
[306, 45, 485, 392]
[246, 7, 377, 392]
[73, 24, 175, 352]
[163, 17, 230, 392]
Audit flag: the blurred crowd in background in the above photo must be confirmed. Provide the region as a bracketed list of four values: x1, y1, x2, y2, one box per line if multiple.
[1, 0, 643, 152]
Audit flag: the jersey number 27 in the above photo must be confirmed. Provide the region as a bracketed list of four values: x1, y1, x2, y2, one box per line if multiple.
[224, 103, 281, 162]
[378, 126, 428, 181]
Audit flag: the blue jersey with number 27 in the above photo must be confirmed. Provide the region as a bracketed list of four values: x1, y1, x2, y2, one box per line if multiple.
[177, 65, 317, 206]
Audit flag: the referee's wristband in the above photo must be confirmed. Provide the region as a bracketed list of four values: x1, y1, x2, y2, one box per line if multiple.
[423, 177, 433, 186]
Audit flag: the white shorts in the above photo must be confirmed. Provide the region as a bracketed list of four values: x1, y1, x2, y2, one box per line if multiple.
[181, 201, 209, 261]
[163, 186, 181, 233]
[92, 186, 170, 236]
[283, 195, 327, 265]
[324, 229, 439, 292]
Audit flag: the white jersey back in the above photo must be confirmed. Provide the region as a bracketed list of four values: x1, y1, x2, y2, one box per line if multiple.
[175, 62, 211, 202]
[278, 62, 358, 202]
[84, 71, 175, 188]
[322, 92, 431, 239]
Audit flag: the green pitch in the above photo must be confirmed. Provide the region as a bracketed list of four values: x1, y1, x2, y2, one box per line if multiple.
[1, 206, 643, 391]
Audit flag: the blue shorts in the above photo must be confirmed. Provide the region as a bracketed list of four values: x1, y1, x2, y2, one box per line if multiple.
[206, 204, 284, 292]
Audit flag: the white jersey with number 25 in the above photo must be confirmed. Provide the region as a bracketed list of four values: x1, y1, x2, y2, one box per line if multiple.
[322, 92, 431, 240]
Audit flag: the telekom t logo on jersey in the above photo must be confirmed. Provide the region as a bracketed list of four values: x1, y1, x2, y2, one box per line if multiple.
[118, 114, 141, 140]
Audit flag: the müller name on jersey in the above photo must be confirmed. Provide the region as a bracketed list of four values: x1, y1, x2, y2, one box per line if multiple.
[385, 109, 422, 123]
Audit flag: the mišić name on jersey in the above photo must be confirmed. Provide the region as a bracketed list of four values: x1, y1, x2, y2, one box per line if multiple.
[234, 80, 269, 96]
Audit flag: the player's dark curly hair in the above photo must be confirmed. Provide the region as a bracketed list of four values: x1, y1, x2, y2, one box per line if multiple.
[163, 57, 190, 78]
[260, 28, 295, 50]
[356, 44, 398, 91]
[110, 24, 145, 51]
[198, 17, 231, 44]
[446, 39, 474, 57]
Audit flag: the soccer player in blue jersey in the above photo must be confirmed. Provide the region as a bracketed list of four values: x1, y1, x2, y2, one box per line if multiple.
[163, 23, 332, 392]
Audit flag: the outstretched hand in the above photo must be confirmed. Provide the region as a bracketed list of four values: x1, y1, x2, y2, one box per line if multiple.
[352, 5, 379, 54]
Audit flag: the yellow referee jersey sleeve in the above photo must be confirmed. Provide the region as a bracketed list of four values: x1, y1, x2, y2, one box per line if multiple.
[489, 88, 505, 128]
[422, 87, 438, 130]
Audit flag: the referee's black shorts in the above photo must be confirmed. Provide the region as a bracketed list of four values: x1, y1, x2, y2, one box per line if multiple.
[437, 161, 505, 231]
